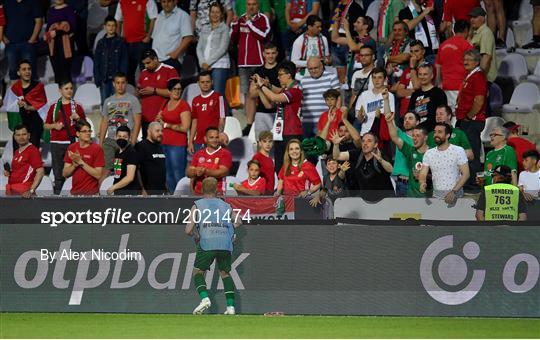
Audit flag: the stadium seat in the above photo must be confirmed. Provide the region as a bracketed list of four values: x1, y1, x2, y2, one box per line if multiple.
[502, 82, 540, 113]
[511, 0, 534, 47]
[235, 159, 249, 181]
[75, 56, 94, 84]
[489, 82, 504, 113]
[174, 176, 191, 195]
[0, 174, 7, 197]
[45, 83, 60, 104]
[224, 116, 243, 141]
[99, 176, 115, 195]
[60, 177, 72, 196]
[480, 116, 506, 143]
[515, 47, 540, 73]
[41, 143, 52, 168]
[74, 83, 101, 113]
[227, 136, 256, 163]
[526, 59, 540, 84]
[87, 118, 97, 139]
[225, 175, 238, 196]
[40, 58, 55, 84]
[0, 138, 13, 168]
[36, 176, 54, 196]
[497, 53, 529, 85]
[181, 83, 201, 107]
[92, 29, 106, 53]
[496, 29, 517, 59]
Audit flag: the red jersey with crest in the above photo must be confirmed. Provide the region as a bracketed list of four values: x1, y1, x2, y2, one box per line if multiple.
[137, 63, 178, 122]
[191, 146, 233, 194]
[278, 87, 304, 136]
[191, 91, 225, 145]
[252, 151, 275, 194]
[278, 160, 321, 196]
[241, 177, 266, 194]
[9, 144, 43, 185]
[64, 143, 105, 195]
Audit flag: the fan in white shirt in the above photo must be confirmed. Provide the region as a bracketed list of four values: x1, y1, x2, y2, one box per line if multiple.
[518, 149, 540, 201]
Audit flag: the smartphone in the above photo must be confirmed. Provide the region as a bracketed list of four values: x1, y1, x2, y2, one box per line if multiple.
[4, 162, 11, 172]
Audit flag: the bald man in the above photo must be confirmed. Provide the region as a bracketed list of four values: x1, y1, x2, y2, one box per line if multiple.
[136, 121, 167, 195]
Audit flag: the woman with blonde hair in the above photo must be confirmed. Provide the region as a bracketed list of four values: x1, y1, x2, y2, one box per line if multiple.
[275, 139, 321, 197]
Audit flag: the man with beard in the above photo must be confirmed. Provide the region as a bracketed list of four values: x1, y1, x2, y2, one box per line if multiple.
[427, 105, 473, 161]
[419, 123, 470, 203]
[136, 121, 167, 195]
[332, 130, 394, 201]
[390, 111, 420, 197]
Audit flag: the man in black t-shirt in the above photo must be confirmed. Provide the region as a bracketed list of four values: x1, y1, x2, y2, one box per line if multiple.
[106, 126, 140, 195]
[245, 42, 281, 137]
[332, 132, 395, 201]
[136, 122, 167, 195]
[408, 64, 447, 132]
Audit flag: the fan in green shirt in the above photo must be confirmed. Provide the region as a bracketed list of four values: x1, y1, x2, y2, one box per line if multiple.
[484, 127, 518, 186]
[427, 105, 473, 160]
[384, 94, 431, 197]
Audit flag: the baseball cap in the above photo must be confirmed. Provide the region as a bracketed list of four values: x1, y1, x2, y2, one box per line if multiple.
[469, 7, 487, 17]
[493, 165, 512, 178]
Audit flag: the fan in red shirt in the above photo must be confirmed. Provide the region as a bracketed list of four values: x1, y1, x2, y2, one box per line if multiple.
[189, 72, 226, 152]
[504, 121, 538, 171]
[440, 0, 480, 36]
[137, 49, 179, 139]
[233, 160, 267, 195]
[5, 124, 45, 197]
[63, 121, 105, 196]
[276, 139, 321, 197]
[187, 127, 232, 195]
[252, 61, 304, 177]
[252, 130, 275, 194]
[317, 89, 345, 141]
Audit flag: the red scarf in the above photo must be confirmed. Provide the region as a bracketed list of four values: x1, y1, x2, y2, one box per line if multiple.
[11, 80, 47, 111]
[300, 33, 324, 60]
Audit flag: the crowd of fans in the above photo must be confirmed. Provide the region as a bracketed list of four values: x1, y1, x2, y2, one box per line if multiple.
[1, 0, 539, 220]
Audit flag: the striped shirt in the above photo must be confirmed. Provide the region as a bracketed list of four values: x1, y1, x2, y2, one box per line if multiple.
[299, 70, 340, 123]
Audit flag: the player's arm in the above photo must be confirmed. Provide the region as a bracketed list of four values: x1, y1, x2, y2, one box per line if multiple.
[185, 205, 197, 235]
[62, 161, 78, 178]
[109, 164, 136, 191]
[511, 171, 518, 186]
[452, 163, 470, 193]
[384, 109, 404, 150]
[418, 165, 429, 193]
[25, 167, 44, 198]
[99, 115, 107, 146]
[341, 114, 362, 148]
[186, 165, 199, 178]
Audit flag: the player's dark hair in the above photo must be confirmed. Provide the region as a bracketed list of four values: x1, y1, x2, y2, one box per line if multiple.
[362, 132, 379, 144]
[404, 111, 421, 122]
[263, 42, 277, 50]
[18, 59, 31, 69]
[523, 149, 540, 161]
[410, 39, 425, 49]
[435, 122, 453, 136]
[75, 120, 91, 132]
[454, 20, 470, 34]
[205, 126, 219, 135]
[13, 124, 29, 133]
[141, 49, 158, 61]
[116, 125, 131, 136]
[167, 78, 181, 91]
[371, 67, 387, 79]
[393, 20, 409, 34]
[198, 71, 212, 80]
[362, 16, 374, 32]
[323, 88, 341, 99]
[278, 61, 297, 80]
[58, 80, 73, 88]
[306, 15, 322, 27]
[104, 15, 116, 25]
[113, 72, 127, 81]
[359, 45, 375, 55]
[414, 125, 428, 136]
[437, 104, 453, 117]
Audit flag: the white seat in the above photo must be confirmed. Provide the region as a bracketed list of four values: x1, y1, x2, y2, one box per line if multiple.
[74, 83, 101, 113]
[506, 28, 516, 50]
[224, 116, 242, 142]
[227, 136, 256, 162]
[527, 59, 540, 84]
[0, 138, 13, 168]
[511, 0, 534, 47]
[86, 118, 97, 139]
[0, 174, 7, 196]
[180, 83, 201, 107]
[315, 158, 323, 180]
[225, 175, 238, 196]
[174, 176, 191, 195]
[502, 82, 540, 113]
[36, 176, 54, 196]
[40, 58, 55, 84]
[92, 29, 106, 54]
[235, 159, 249, 181]
[41, 143, 52, 168]
[99, 176, 115, 195]
[45, 83, 60, 104]
[480, 116, 506, 143]
[60, 177, 72, 196]
[497, 53, 529, 84]
[75, 56, 94, 84]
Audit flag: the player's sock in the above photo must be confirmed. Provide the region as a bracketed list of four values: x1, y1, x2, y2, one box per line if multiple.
[194, 273, 208, 299]
[223, 275, 235, 307]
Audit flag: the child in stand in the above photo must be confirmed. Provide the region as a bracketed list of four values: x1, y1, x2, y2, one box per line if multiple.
[233, 160, 267, 196]
[310, 156, 350, 206]
[252, 130, 275, 194]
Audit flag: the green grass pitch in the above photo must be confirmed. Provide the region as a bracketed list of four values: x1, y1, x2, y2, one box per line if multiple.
[1, 313, 539, 338]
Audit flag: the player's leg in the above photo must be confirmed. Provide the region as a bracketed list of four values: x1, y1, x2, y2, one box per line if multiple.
[217, 251, 236, 314]
[192, 248, 214, 314]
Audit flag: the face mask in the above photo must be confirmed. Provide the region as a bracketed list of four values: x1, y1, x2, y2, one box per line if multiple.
[116, 139, 129, 149]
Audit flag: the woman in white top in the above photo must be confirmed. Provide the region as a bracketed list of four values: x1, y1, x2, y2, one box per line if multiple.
[196, 3, 231, 98]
